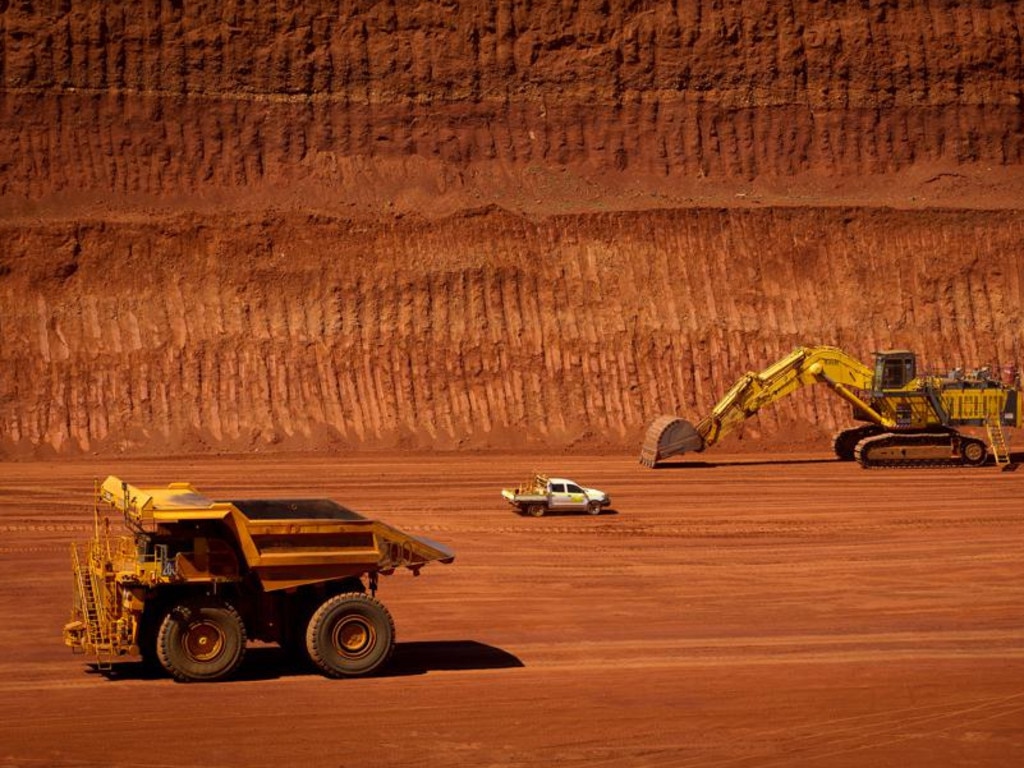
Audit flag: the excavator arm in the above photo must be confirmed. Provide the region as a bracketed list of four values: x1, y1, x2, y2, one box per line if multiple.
[640, 346, 892, 466]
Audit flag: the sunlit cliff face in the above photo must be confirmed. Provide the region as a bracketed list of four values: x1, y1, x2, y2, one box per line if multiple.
[1, 1, 1022, 457]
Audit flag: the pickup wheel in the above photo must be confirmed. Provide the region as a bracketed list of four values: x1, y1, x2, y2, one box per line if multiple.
[587, 501, 602, 515]
[156, 597, 247, 682]
[526, 504, 545, 517]
[306, 593, 395, 678]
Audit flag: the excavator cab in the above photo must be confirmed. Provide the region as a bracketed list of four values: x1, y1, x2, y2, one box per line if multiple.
[873, 351, 916, 391]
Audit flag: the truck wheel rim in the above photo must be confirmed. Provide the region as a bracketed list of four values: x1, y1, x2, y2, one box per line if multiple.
[184, 621, 225, 662]
[332, 616, 375, 658]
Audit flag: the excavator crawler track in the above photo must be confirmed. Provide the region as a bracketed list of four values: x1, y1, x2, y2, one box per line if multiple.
[832, 425, 885, 461]
[854, 431, 988, 469]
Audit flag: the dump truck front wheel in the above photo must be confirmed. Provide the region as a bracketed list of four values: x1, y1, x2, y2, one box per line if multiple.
[306, 593, 395, 678]
[156, 597, 247, 683]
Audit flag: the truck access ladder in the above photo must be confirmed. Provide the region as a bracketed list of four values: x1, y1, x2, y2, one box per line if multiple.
[985, 418, 1012, 469]
[69, 543, 114, 669]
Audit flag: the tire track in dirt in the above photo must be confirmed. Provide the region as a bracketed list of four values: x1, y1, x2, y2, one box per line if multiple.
[616, 692, 1024, 768]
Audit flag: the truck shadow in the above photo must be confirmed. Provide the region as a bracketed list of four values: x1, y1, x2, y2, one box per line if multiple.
[90, 640, 523, 683]
[388, 640, 524, 676]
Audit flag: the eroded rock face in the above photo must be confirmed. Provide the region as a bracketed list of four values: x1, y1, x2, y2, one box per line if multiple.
[1, 2, 1022, 457]
[3, 1, 1023, 205]
[3, 207, 1021, 457]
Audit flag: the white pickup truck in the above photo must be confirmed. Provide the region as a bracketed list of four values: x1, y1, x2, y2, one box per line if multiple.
[501, 474, 610, 517]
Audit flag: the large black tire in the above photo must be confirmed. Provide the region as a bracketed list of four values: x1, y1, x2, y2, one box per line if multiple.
[156, 597, 247, 682]
[305, 593, 395, 678]
[279, 580, 365, 667]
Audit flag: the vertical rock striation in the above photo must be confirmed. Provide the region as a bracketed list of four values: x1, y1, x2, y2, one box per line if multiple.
[1, 1, 1022, 456]
[1, 208, 1021, 456]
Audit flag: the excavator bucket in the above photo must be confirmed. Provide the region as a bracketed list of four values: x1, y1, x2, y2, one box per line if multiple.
[639, 415, 705, 467]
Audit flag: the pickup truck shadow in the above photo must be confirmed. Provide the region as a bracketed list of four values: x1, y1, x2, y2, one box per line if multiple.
[516, 508, 619, 517]
[89, 640, 523, 683]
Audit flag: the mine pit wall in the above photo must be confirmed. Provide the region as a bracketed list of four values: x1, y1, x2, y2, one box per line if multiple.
[2, 0, 1024, 458]
[1, 207, 1021, 458]
[2, 2, 1024, 204]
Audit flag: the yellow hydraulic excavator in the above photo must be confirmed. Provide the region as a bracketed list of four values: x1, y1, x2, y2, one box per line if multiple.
[640, 345, 1021, 469]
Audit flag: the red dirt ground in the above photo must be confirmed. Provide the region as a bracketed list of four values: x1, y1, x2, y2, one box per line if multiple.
[1, 453, 1022, 767]
[2, 3, 1023, 766]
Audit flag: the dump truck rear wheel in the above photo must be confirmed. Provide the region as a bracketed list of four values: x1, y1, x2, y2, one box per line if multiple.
[156, 598, 247, 683]
[526, 504, 545, 517]
[306, 593, 395, 678]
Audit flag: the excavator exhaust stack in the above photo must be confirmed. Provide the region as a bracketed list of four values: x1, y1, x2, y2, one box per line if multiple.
[639, 415, 705, 467]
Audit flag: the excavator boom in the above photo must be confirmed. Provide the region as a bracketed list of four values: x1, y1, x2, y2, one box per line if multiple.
[640, 346, 878, 467]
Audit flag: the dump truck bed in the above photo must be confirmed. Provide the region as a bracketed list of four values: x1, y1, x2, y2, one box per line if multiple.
[99, 476, 454, 590]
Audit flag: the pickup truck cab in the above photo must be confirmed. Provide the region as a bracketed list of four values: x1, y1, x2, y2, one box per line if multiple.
[501, 474, 611, 517]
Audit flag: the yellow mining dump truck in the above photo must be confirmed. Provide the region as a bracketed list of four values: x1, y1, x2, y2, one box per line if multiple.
[641, 346, 1022, 469]
[63, 476, 454, 682]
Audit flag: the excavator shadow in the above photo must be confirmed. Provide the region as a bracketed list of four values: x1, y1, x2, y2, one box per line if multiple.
[1001, 451, 1024, 471]
[658, 453, 1024, 470]
[652, 456, 838, 469]
[88, 640, 524, 683]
